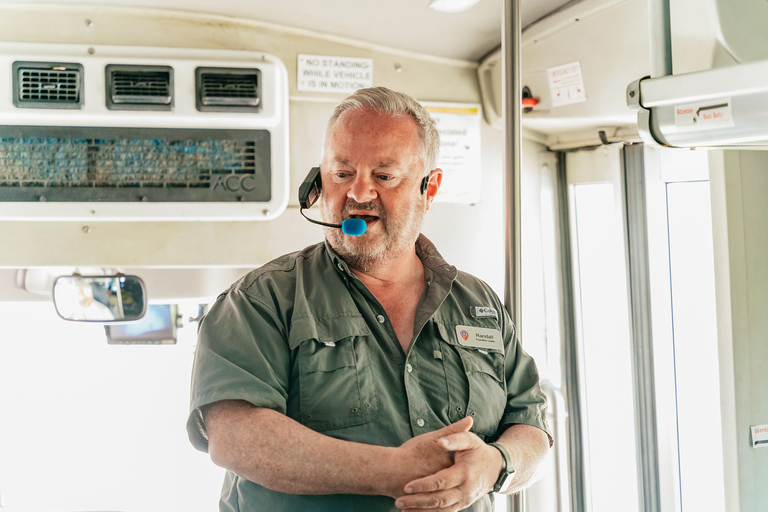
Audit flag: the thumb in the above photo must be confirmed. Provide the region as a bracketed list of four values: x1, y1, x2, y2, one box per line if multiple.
[433, 416, 473, 438]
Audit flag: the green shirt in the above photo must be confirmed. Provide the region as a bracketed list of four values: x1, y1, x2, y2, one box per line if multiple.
[187, 235, 550, 512]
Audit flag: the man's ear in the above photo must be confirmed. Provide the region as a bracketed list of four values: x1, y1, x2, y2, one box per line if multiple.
[425, 169, 443, 209]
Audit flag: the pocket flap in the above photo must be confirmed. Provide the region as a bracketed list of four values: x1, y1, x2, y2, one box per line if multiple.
[288, 314, 371, 350]
[461, 351, 504, 382]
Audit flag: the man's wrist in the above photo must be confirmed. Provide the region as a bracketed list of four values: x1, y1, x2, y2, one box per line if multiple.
[487, 442, 515, 493]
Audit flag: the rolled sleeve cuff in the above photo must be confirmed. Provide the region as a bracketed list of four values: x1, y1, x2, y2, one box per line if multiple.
[498, 411, 554, 448]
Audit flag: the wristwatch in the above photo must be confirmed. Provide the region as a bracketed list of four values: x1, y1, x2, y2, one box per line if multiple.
[488, 442, 515, 493]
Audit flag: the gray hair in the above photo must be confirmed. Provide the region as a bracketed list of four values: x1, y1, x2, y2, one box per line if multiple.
[322, 87, 440, 175]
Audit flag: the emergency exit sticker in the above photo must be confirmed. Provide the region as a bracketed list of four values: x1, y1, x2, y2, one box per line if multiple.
[750, 424, 768, 449]
[673, 98, 734, 132]
[547, 61, 587, 107]
[297, 54, 373, 94]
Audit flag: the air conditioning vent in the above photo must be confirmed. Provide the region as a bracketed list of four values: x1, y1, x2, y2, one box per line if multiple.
[13, 61, 83, 109]
[106, 64, 173, 111]
[0, 43, 290, 221]
[0, 126, 271, 203]
[196, 67, 261, 112]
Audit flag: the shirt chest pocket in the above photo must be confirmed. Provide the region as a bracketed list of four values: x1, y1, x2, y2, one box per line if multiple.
[436, 322, 507, 438]
[289, 316, 379, 433]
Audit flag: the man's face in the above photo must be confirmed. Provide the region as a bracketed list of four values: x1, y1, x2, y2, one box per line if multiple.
[318, 108, 435, 271]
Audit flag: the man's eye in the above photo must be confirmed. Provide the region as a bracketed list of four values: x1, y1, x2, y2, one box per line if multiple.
[336, 172, 349, 178]
[377, 175, 392, 181]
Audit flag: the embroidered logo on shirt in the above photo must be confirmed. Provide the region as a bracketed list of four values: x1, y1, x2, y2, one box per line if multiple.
[471, 306, 498, 319]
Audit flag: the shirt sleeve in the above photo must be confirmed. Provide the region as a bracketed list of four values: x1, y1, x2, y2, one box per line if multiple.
[498, 306, 554, 447]
[186, 287, 292, 453]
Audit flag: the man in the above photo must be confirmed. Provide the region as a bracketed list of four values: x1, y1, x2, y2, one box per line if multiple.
[187, 87, 552, 511]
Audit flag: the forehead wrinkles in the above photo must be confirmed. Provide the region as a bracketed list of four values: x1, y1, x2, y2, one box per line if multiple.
[324, 110, 422, 169]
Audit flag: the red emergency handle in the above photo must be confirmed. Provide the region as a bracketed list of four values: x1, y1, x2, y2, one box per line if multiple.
[522, 97, 539, 108]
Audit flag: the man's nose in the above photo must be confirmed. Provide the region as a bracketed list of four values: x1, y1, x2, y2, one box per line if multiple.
[347, 174, 378, 203]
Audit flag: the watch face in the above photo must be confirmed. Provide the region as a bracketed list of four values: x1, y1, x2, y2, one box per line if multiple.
[494, 470, 512, 493]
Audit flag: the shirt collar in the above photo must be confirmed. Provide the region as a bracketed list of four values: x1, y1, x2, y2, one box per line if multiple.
[323, 234, 457, 282]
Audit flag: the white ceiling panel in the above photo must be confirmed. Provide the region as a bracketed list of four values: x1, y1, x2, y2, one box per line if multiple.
[0, 0, 577, 61]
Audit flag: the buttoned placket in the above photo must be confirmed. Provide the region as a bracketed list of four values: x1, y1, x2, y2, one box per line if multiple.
[328, 238, 458, 437]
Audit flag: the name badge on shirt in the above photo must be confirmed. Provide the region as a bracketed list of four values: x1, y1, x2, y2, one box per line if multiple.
[455, 325, 504, 352]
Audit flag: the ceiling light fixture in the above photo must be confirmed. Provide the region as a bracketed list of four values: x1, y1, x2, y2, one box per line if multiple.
[428, 0, 482, 14]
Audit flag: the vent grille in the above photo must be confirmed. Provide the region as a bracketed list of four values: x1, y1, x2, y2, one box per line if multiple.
[0, 127, 272, 203]
[106, 65, 173, 111]
[196, 67, 261, 112]
[13, 61, 83, 109]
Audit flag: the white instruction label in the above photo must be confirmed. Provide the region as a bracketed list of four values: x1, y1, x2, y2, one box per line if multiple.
[547, 61, 587, 107]
[673, 99, 734, 132]
[422, 103, 482, 204]
[751, 424, 768, 449]
[297, 54, 373, 94]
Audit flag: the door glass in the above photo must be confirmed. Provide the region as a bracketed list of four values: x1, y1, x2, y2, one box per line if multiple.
[0, 301, 223, 512]
[666, 181, 725, 512]
[571, 182, 640, 512]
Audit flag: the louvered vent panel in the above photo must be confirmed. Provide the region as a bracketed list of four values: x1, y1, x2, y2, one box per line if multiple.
[106, 65, 173, 110]
[112, 72, 170, 102]
[196, 67, 261, 111]
[13, 62, 83, 109]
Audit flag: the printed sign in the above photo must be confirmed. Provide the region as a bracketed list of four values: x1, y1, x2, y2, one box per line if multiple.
[547, 61, 587, 107]
[751, 424, 768, 449]
[673, 99, 734, 132]
[297, 54, 373, 94]
[423, 103, 482, 204]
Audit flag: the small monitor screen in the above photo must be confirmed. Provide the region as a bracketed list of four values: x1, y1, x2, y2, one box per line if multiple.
[104, 304, 177, 345]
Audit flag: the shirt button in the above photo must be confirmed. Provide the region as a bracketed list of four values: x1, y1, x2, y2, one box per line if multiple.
[338, 263, 344, 271]
[416, 418, 425, 427]
[377, 315, 385, 324]
[406, 364, 413, 373]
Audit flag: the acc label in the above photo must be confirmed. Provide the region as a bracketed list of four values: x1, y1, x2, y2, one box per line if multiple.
[211, 174, 257, 193]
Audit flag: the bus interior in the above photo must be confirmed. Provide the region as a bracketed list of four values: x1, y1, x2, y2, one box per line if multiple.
[0, 0, 767, 511]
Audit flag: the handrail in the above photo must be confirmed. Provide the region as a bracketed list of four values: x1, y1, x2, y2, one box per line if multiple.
[502, 0, 523, 510]
[541, 379, 569, 512]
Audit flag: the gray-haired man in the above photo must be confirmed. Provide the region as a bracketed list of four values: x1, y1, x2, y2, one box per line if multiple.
[187, 86, 552, 512]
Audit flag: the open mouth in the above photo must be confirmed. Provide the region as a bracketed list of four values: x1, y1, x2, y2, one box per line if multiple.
[348, 214, 379, 227]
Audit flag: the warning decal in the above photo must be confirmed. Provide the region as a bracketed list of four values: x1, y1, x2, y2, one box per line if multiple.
[297, 54, 373, 94]
[547, 61, 587, 107]
[674, 99, 734, 132]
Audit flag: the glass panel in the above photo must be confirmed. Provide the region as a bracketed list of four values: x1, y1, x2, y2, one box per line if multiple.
[572, 183, 640, 512]
[666, 181, 725, 512]
[0, 301, 223, 512]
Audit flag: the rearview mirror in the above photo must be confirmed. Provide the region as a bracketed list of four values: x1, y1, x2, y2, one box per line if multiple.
[53, 275, 147, 322]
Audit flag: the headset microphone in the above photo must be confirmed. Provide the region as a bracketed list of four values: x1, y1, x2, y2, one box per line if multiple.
[298, 167, 367, 236]
[299, 209, 367, 235]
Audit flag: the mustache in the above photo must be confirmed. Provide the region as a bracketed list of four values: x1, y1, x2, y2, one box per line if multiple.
[341, 200, 386, 218]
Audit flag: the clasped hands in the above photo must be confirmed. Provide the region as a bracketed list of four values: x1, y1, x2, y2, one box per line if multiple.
[390, 416, 504, 512]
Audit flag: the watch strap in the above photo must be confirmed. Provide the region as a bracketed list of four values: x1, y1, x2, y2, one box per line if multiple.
[488, 442, 515, 493]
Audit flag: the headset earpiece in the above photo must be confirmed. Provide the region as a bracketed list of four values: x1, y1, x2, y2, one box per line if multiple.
[420, 175, 430, 194]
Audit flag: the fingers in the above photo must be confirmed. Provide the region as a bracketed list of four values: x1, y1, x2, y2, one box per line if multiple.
[437, 431, 483, 452]
[396, 468, 465, 510]
[433, 416, 473, 438]
[403, 466, 464, 495]
[395, 487, 464, 511]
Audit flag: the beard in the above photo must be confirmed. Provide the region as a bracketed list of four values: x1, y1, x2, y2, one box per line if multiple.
[319, 194, 427, 273]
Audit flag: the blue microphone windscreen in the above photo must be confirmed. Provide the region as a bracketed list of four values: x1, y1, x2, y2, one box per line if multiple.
[342, 218, 367, 236]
